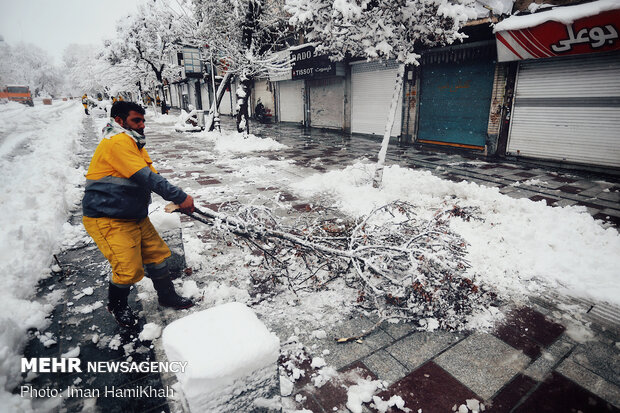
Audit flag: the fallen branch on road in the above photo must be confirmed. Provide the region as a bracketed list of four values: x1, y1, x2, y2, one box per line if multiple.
[167, 201, 499, 335]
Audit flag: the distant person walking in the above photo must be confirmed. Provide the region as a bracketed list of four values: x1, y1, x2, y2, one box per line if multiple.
[82, 101, 195, 328]
[82, 94, 89, 115]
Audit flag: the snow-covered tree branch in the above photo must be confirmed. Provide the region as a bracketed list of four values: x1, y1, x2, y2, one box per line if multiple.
[171, 200, 498, 332]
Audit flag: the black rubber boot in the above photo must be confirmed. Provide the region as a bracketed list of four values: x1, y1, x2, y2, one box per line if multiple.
[107, 283, 138, 328]
[152, 277, 194, 309]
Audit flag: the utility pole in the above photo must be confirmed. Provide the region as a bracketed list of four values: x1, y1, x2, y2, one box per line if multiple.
[203, 45, 220, 132]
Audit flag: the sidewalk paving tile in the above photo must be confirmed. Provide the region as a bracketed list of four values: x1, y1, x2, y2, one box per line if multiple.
[492, 306, 566, 359]
[513, 372, 620, 412]
[556, 358, 620, 408]
[484, 374, 537, 412]
[528, 195, 558, 206]
[557, 184, 584, 194]
[434, 333, 531, 400]
[523, 335, 576, 382]
[385, 331, 463, 371]
[361, 350, 409, 386]
[379, 320, 417, 341]
[375, 361, 481, 413]
[568, 341, 620, 387]
[316, 316, 394, 370]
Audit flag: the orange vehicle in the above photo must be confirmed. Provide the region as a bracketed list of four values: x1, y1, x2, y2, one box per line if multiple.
[0, 85, 34, 106]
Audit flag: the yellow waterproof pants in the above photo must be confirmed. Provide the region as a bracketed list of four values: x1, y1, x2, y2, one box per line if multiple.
[82, 217, 171, 285]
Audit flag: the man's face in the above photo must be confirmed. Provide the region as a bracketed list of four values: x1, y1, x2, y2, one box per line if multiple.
[116, 111, 145, 135]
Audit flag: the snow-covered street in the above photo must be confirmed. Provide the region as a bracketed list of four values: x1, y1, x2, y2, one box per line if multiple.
[1, 102, 618, 412]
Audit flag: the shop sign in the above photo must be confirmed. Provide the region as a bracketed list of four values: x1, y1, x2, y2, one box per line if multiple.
[496, 8, 620, 62]
[291, 45, 336, 79]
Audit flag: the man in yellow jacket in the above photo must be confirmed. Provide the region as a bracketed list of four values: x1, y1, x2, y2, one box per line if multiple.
[82, 94, 89, 115]
[82, 101, 194, 328]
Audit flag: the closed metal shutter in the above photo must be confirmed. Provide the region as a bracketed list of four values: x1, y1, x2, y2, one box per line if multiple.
[417, 59, 495, 148]
[308, 78, 344, 129]
[507, 52, 620, 168]
[279, 80, 304, 123]
[351, 60, 403, 136]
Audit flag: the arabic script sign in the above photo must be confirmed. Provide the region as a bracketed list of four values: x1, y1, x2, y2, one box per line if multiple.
[496, 8, 620, 62]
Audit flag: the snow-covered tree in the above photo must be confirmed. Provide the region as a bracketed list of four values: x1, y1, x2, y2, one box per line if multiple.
[0, 42, 64, 98]
[174, 0, 291, 134]
[285, 0, 479, 186]
[106, 0, 184, 113]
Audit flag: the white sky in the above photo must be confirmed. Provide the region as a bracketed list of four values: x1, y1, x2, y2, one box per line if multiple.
[0, 0, 142, 64]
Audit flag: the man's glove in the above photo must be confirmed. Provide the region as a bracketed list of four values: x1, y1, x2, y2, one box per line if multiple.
[178, 195, 195, 214]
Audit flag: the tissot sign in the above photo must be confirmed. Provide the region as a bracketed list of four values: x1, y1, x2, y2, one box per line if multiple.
[290, 45, 336, 79]
[495, 8, 620, 62]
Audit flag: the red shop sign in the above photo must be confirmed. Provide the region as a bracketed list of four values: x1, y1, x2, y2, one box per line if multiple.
[496, 8, 620, 62]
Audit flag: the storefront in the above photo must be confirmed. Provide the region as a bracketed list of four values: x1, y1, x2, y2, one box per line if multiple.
[270, 44, 345, 130]
[277, 79, 304, 124]
[350, 60, 404, 136]
[416, 42, 497, 150]
[252, 79, 275, 121]
[496, 3, 620, 168]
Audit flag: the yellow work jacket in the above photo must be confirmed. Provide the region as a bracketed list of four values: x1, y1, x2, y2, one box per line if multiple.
[82, 132, 186, 219]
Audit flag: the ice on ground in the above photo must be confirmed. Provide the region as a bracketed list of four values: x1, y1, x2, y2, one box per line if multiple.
[310, 357, 327, 369]
[311, 329, 327, 340]
[280, 375, 294, 396]
[162, 302, 280, 412]
[139, 323, 163, 341]
[181, 280, 201, 299]
[346, 379, 387, 413]
[61, 345, 80, 358]
[372, 395, 410, 413]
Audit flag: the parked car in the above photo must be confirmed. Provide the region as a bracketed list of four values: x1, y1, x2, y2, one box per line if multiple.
[0, 85, 34, 106]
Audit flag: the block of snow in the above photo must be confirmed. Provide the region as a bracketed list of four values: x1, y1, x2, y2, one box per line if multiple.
[162, 302, 280, 412]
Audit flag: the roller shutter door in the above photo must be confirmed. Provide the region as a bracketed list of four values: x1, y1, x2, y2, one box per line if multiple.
[507, 53, 620, 168]
[279, 80, 304, 123]
[308, 78, 344, 129]
[351, 61, 403, 136]
[417, 59, 495, 148]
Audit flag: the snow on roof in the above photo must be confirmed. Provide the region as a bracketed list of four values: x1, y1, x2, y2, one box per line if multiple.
[494, 0, 620, 32]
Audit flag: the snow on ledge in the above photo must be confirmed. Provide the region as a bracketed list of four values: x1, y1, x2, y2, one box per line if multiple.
[494, 0, 620, 32]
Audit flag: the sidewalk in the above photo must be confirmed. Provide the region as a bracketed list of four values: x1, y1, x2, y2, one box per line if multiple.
[229, 116, 620, 228]
[17, 112, 619, 413]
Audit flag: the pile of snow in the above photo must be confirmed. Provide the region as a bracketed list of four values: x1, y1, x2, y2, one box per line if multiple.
[494, 0, 620, 32]
[174, 107, 203, 132]
[198, 129, 287, 153]
[147, 111, 180, 125]
[162, 302, 280, 412]
[0, 101, 85, 410]
[291, 162, 620, 306]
